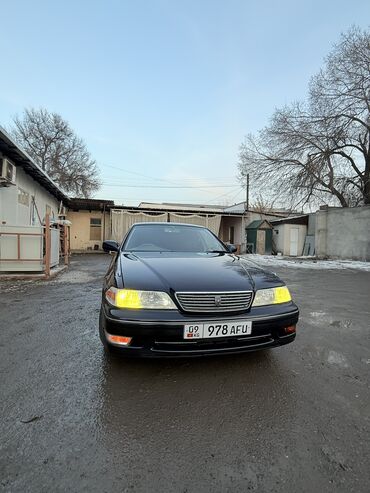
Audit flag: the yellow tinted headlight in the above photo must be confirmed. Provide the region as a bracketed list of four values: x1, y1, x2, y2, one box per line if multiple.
[105, 287, 176, 309]
[274, 286, 292, 304]
[116, 289, 142, 309]
[252, 286, 292, 307]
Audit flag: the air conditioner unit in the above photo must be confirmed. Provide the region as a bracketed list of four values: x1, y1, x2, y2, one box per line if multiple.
[0, 158, 16, 186]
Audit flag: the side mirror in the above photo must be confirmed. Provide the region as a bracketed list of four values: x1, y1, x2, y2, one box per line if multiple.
[103, 240, 119, 253]
[227, 244, 238, 253]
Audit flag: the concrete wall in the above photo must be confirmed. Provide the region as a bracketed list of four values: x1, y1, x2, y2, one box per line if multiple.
[0, 165, 59, 226]
[316, 206, 370, 261]
[67, 210, 110, 251]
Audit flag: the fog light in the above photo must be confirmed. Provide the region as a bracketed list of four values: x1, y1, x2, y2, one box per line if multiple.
[107, 334, 132, 346]
[284, 325, 296, 334]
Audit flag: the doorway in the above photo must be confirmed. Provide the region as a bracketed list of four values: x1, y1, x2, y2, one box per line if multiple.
[229, 226, 235, 244]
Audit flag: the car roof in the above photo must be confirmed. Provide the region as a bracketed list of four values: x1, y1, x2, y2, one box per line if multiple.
[130, 222, 205, 228]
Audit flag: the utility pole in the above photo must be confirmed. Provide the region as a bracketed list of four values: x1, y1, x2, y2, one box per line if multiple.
[245, 174, 249, 212]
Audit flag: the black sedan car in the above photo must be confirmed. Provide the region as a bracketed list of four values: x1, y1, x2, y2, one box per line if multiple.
[100, 222, 298, 357]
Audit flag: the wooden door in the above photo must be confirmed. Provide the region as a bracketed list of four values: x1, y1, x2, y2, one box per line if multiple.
[256, 230, 266, 254]
[290, 227, 299, 256]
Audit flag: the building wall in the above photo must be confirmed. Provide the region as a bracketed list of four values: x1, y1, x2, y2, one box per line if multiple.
[67, 210, 110, 251]
[0, 165, 59, 226]
[316, 206, 370, 261]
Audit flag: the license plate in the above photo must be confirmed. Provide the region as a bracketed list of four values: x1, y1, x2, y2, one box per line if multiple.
[183, 321, 252, 339]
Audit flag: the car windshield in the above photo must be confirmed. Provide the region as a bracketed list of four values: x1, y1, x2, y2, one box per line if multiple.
[123, 224, 227, 253]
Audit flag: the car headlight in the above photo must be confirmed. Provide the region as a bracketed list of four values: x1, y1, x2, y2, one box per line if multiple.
[252, 286, 292, 306]
[105, 287, 177, 309]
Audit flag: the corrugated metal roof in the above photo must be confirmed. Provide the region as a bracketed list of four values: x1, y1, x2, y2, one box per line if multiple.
[0, 126, 68, 202]
[68, 198, 115, 211]
[270, 215, 309, 225]
[110, 204, 245, 216]
[138, 202, 226, 212]
[67, 198, 246, 215]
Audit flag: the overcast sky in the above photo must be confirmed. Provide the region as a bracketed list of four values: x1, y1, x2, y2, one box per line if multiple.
[1, 0, 369, 206]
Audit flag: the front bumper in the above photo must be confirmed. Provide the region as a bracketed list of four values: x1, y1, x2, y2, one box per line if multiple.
[101, 302, 299, 358]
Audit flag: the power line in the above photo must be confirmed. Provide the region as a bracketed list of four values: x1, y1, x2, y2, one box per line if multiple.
[101, 176, 238, 184]
[102, 163, 187, 186]
[208, 186, 243, 202]
[93, 186, 244, 205]
[100, 183, 239, 189]
[100, 163, 239, 194]
[228, 188, 244, 203]
[101, 163, 237, 184]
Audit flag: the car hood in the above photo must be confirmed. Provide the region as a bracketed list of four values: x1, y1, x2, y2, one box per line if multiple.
[117, 252, 283, 293]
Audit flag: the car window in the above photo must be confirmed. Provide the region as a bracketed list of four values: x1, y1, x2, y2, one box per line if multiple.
[123, 225, 227, 253]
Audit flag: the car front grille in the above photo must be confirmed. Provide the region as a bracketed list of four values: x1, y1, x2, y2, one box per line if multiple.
[175, 291, 253, 313]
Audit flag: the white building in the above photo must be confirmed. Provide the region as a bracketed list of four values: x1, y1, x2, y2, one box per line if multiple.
[0, 127, 68, 272]
[270, 215, 309, 256]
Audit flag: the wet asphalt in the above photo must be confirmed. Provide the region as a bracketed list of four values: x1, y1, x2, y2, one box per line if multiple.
[0, 254, 369, 493]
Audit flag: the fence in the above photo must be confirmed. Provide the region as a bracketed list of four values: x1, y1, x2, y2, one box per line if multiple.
[0, 214, 70, 276]
[110, 210, 222, 243]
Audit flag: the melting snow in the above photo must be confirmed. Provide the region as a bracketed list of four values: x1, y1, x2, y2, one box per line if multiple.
[242, 254, 370, 271]
[327, 350, 349, 368]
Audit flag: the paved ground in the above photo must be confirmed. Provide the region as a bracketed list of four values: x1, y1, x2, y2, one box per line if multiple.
[1, 254, 369, 493]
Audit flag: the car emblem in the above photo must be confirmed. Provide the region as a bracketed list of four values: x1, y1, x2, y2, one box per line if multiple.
[214, 295, 222, 307]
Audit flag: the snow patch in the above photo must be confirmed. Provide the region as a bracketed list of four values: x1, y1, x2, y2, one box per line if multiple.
[327, 350, 349, 368]
[50, 269, 97, 284]
[242, 254, 370, 271]
[310, 311, 327, 319]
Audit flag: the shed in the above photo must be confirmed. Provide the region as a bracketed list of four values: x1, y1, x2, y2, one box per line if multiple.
[270, 215, 309, 256]
[246, 220, 273, 254]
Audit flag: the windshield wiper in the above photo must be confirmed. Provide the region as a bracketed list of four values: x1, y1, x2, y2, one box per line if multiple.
[206, 250, 227, 254]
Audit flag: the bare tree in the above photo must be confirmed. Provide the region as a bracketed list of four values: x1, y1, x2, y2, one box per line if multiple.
[250, 194, 277, 213]
[239, 27, 370, 208]
[11, 108, 100, 197]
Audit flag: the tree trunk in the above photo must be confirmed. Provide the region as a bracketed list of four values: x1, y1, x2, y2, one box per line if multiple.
[333, 189, 349, 207]
[364, 148, 370, 205]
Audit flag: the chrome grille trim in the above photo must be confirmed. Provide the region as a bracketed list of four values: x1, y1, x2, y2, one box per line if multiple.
[175, 291, 253, 313]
